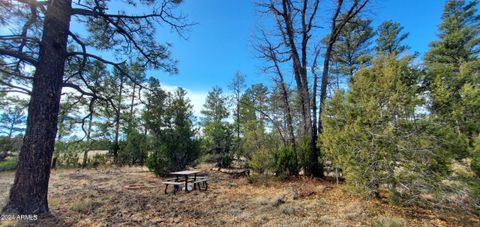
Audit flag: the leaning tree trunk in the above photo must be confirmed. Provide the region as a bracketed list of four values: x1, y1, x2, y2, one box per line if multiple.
[2, 0, 72, 214]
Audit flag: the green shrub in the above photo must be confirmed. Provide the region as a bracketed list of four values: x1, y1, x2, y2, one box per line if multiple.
[297, 137, 318, 174]
[202, 121, 234, 168]
[471, 154, 480, 178]
[146, 145, 172, 176]
[472, 135, 480, 177]
[273, 146, 299, 177]
[0, 156, 17, 171]
[55, 142, 82, 168]
[0, 136, 23, 161]
[88, 154, 108, 168]
[118, 128, 148, 166]
[249, 148, 274, 174]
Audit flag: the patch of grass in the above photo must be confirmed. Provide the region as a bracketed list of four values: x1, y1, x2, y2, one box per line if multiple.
[101, 195, 112, 202]
[70, 199, 103, 214]
[373, 216, 406, 227]
[84, 190, 98, 198]
[49, 198, 63, 208]
[247, 174, 272, 185]
[0, 156, 17, 172]
[70, 200, 89, 213]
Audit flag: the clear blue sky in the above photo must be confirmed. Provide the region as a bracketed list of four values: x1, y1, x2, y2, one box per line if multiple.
[66, 0, 444, 116]
[151, 0, 445, 94]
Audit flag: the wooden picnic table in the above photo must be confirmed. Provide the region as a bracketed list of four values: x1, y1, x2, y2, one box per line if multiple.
[169, 170, 201, 191]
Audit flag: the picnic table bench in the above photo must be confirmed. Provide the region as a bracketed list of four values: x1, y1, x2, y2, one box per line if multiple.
[162, 170, 209, 194]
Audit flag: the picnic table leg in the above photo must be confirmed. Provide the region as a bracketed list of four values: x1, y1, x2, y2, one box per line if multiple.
[193, 173, 197, 190]
[185, 176, 189, 192]
[164, 184, 169, 194]
[173, 185, 178, 195]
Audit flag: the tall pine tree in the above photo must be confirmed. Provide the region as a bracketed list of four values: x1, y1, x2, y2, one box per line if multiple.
[375, 20, 410, 56]
[425, 0, 480, 159]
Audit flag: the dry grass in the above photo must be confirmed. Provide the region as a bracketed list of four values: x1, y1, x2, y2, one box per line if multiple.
[0, 164, 478, 226]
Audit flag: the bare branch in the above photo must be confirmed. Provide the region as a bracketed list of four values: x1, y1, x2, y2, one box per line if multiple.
[0, 49, 38, 66]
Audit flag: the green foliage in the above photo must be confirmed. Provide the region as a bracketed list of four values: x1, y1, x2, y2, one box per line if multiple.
[201, 87, 234, 168]
[118, 128, 148, 166]
[238, 84, 269, 158]
[145, 87, 200, 176]
[248, 145, 299, 179]
[424, 0, 480, 160]
[0, 106, 26, 137]
[88, 154, 108, 168]
[472, 135, 480, 177]
[229, 72, 246, 155]
[375, 20, 410, 56]
[0, 156, 17, 172]
[326, 16, 374, 80]
[146, 144, 172, 176]
[201, 86, 230, 122]
[321, 56, 450, 201]
[296, 137, 313, 174]
[54, 142, 83, 168]
[273, 146, 299, 177]
[0, 136, 22, 161]
[203, 121, 233, 168]
[249, 148, 274, 174]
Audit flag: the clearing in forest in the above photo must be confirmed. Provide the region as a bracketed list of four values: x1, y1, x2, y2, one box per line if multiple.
[0, 165, 477, 226]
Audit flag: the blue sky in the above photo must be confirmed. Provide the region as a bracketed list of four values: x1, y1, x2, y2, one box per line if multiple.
[142, 0, 446, 114]
[152, 0, 444, 87]
[2, 0, 447, 116]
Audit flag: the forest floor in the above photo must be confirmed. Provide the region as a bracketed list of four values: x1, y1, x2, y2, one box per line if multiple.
[0, 165, 478, 226]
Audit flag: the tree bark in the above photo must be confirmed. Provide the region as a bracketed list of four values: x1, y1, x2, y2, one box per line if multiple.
[318, 44, 333, 134]
[310, 51, 322, 177]
[3, 0, 72, 214]
[113, 73, 124, 161]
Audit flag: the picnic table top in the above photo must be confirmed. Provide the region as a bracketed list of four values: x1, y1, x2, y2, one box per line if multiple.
[169, 170, 200, 175]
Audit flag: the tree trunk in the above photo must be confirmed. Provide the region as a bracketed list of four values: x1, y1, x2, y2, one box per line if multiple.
[113, 74, 124, 161]
[2, 0, 72, 214]
[82, 110, 94, 168]
[318, 44, 333, 134]
[310, 61, 323, 177]
[129, 83, 136, 127]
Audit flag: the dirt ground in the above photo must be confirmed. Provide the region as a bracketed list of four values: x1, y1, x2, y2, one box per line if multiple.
[0, 165, 478, 226]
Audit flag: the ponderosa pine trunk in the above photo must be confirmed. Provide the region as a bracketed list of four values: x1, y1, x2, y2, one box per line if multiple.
[2, 0, 72, 214]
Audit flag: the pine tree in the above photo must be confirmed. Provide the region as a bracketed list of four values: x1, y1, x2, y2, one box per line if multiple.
[327, 16, 374, 82]
[375, 20, 410, 56]
[239, 84, 269, 159]
[201, 87, 233, 168]
[145, 85, 200, 175]
[321, 56, 450, 202]
[167, 88, 200, 170]
[0, 106, 26, 138]
[425, 0, 480, 159]
[229, 72, 246, 156]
